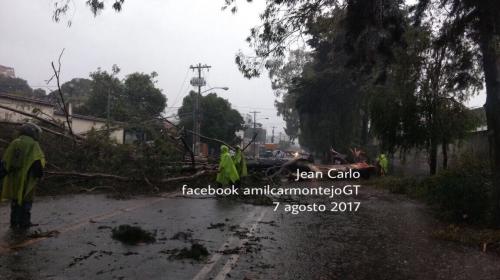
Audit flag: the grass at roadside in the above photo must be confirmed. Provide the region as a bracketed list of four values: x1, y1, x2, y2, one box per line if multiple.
[368, 154, 498, 253]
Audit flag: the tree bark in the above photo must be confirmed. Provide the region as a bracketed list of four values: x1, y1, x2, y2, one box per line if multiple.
[442, 142, 448, 170]
[361, 107, 369, 146]
[429, 141, 438, 176]
[479, 6, 500, 226]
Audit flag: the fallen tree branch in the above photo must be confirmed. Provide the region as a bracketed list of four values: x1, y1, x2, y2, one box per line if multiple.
[47, 48, 75, 138]
[0, 120, 82, 141]
[80, 186, 118, 193]
[44, 169, 215, 184]
[159, 170, 214, 183]
[242, 133, 258, 152]
[45, 171, 133, 181]
[0, 104, 84, 141]
[159, 117, 237, 151]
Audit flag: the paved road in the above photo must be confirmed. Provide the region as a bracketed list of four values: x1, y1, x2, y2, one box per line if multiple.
[1, 183, 499, 280]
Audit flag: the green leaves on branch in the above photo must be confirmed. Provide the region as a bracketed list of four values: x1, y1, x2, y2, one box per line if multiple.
[77, 67, 167, 124]
[177, 92, 244, 153]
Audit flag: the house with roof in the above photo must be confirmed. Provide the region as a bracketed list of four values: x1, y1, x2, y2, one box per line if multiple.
[0, 92, 124, 143]
[0, 65, 15, 78]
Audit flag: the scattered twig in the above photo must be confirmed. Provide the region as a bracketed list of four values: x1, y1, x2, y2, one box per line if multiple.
[143, 174, 159, 193]
[80, 186, 118, 193]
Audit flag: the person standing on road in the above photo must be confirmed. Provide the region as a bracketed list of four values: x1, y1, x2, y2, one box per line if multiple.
[1, 123, 45, 229]
[233, 147, 248, 178]
[216, 145, 239, 187]
[376, 153, 389, 176]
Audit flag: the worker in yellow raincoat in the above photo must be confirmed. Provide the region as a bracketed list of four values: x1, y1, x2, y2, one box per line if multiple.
[2, 123, 45, 229]
[216, 145, 239, 186]
[376, 153, 389, 176]
[233, 147, 248, 178]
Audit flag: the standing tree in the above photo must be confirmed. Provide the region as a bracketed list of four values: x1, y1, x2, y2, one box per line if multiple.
[79, 66, 166, 123]
[177, 91, 244, 153]
[122, 72, 166, 122]
[267, 49, 311, 143]
[413, 0, 500, 224]
[371, 23, 482, 175]
[78, 66, 125, 120]
[0, 75, 34, 96]
[49, 78, 92, 108]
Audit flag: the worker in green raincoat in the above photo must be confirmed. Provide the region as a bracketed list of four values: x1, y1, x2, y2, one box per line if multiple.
[216, 145, 239, 186]
[376, 153, 389, 176]
[2, 123, 45, 229]
[233, 147, 248, 178]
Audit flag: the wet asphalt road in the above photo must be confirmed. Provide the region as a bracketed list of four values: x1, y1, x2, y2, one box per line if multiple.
[1, 183, 500, 280]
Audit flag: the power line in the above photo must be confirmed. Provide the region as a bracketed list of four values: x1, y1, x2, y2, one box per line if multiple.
[166, 68, 191, 114]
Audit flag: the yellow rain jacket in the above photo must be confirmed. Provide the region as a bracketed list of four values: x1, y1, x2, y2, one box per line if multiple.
[216, 145, 239, 186]
[2, 135, 45, 204]
[377, 154, 389, 174]
[233, 148, 248, 178]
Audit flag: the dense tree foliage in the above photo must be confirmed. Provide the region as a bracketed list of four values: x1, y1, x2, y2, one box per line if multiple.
[177, 91, 244, 153]
[78, 67, 166, 123]
[413, 0, 500, 222]
[267, 49, 310, 143]
[0, 75, 34, 96]
[49, 78, 92, 107]
[0, 75, 49, 99]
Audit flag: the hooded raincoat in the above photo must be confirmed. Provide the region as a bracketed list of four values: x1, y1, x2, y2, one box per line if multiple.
[216, 145, 239, 186]
[233, 148, 248, 177]
[377, 154, 388, 175]
[2, 135, 46, 205]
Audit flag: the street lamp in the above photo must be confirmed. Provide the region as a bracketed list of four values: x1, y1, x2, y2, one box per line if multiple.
[201, 87, 229, 94]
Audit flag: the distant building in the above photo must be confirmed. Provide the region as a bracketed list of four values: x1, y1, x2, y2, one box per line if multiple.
[0, 92, 124, 143]
[0, 65, 15, 78]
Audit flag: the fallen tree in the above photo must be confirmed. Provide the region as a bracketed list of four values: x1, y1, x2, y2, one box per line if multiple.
[44, 169, 215, 184]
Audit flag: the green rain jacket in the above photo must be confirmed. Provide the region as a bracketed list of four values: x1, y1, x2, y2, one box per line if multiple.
[216, 145, 239, 186]
[233, 149, 248, 178]
[2, 135, 45, 204]
[377, 154, 389, 174]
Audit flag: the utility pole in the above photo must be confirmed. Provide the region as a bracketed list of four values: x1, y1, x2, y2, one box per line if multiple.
[106, 88, 111, 134]
[250, 111, 260, 158]
[190, 63, 211, 156]
[271, 126, 276, 144]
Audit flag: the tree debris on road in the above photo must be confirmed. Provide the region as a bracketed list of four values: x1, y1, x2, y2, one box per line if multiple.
[111, 225, 156, 245]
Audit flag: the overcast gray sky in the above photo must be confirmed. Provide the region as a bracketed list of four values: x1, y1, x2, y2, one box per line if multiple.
[0, 0, 287, 135]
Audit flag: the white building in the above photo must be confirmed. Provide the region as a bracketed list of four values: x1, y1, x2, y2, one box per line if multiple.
[0, 92, 124, 143]
[0, 65, 15, 78]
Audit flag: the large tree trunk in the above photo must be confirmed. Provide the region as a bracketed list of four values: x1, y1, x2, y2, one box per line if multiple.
[429, 141, 438, 176]
[361, 108, 369, 146]
[479, 6, 500, 226]
[442, 142, 448, 170]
